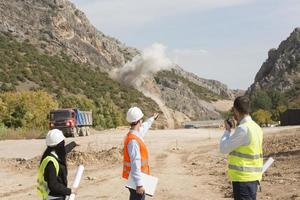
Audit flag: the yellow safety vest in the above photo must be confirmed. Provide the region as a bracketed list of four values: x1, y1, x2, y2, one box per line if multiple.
[228, 120, 263, 182]
[37, 156, 59, 200]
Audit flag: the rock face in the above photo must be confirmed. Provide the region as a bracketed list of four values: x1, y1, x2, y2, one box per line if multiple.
[172, 66, 235, 99]
[248, 28, 300, 96]
[0, 0, 138, 69]
[0, 0, 236, 127]
[154, 68, 227, 119]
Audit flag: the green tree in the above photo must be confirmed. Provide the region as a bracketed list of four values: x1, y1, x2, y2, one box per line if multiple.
[252, 109, 272, 126]
[251, 90, 272, 111]
[0, 91, 58, 129]
[58, 95, 95, 110]
[267, 90, 287, 110]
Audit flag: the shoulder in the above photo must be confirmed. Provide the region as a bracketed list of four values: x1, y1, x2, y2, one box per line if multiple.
[128, 139, 139, 148]
[234, 124, 249, 138]
[42, 155, 58, 163]
[237, 124, 248, 132]
[127, 133, 142, 142]
[44, 156, 60, 169]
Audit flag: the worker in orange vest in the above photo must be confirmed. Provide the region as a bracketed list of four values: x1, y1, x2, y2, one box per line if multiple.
[122, 107, 159, 200]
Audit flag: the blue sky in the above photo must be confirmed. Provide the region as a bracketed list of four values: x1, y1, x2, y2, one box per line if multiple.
[70, 0, 300, 89]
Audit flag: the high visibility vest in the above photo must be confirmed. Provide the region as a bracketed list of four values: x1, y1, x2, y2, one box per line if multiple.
[37, 156, 59, 200]
[122, 132, 150, 179]
[228, 120, 263, 182]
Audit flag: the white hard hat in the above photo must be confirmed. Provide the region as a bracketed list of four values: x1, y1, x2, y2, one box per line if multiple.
[126, 107, 144, 123]
[46, 129, 65, 147]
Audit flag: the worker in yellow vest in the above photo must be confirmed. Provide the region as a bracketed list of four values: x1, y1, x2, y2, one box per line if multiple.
[37, 129, 77, 200]
[220, 96, 263, 200]
[122, 107, 159, 200]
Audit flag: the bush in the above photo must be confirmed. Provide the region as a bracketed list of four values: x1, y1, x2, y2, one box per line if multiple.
[252, 109, 273, 126]
[271, 105, 287, 122]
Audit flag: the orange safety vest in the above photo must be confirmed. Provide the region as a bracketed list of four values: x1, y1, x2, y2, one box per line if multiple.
[122, 132, 150, 179]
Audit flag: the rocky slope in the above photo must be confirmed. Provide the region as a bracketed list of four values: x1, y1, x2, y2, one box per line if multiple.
[248, 28, 300, 106]
[0, 0, 138, 69]
[0, 0, 235, 128]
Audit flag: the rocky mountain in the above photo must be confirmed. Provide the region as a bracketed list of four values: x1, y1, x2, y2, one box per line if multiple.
[0, 0, 235, 128]
[248, 28, 300, 107]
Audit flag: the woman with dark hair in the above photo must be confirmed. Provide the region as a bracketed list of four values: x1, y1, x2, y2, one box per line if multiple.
[37, 129, 76, 200]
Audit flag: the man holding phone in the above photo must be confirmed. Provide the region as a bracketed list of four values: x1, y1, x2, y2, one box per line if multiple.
[220, 96, 263, 200]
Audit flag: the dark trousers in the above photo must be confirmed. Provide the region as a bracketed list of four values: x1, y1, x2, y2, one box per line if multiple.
[129, 188, 145, 200]
[232, 181, 258, 200]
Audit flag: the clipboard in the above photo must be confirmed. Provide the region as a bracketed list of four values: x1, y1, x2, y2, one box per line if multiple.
[125, 173, 158, 197]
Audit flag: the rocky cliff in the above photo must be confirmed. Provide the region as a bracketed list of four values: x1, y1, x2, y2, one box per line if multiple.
[248, 28, 300, 106]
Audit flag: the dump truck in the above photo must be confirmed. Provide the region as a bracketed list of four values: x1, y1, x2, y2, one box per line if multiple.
[49, 109, 93, 137]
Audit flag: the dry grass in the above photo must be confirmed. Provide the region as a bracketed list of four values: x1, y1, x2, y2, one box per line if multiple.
[0, 127, 46, 140]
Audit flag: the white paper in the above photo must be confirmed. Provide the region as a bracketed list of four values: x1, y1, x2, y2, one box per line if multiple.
[68, 165, 85, 200]
[125, 173, 158, 196]
[262, 157, 274, 174]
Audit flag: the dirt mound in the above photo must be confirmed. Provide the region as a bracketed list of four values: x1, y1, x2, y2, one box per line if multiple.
[67, 146, 123, 166]
[0, 157, 40, 171]
[0, 146, 123, 171]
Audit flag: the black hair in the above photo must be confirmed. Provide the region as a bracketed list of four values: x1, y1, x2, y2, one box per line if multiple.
[130, 119, 141, 127]
[40, 140, 67, 166]
[233, 96, 251, 114]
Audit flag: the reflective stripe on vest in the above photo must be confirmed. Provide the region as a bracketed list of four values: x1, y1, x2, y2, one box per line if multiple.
[229, 164, 263, 172]
[122, 132, 150, 179]
[37, 156, 59, 200]
[228, 120, 263, 182]
[229, 151, 263, 159]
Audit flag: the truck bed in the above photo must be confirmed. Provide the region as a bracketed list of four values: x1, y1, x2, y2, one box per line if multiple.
[75, 110, 93, 126]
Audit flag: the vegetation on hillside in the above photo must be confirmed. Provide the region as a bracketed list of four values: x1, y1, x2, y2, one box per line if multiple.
[155, 70, 225, 102]
[285, 80, 300, 107]
[0, 91, 57, 129]
[250, 90, 288, 125]
[0, 32, 159, 129]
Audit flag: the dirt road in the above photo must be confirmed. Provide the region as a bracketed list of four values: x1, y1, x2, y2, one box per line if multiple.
[0, 126, 299, 200]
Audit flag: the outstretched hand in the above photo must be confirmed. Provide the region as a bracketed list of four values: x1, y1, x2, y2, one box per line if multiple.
[65, 141, 79, 154]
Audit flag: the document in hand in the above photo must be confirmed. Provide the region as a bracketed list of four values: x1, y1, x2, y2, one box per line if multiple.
[125, 173, 158, 196]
